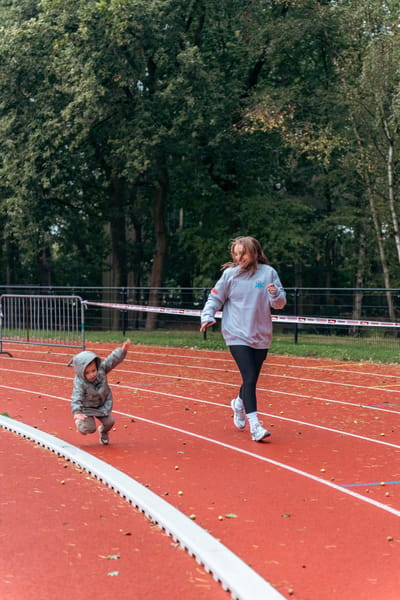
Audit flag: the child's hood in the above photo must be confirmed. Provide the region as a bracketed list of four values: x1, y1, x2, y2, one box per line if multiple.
[71, 350, 101, 379]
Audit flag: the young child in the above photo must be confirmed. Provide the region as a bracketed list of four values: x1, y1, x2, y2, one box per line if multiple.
[200, 236, 286, 442]
[70, 339, 131, 445]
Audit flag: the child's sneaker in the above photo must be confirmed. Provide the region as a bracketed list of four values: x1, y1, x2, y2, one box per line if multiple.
[98, 425, 109, 445]
[250, 422, 271, 442]
[231, 398, 246, 430]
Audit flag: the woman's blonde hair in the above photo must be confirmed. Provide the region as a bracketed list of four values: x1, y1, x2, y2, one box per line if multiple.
[222, 236, 269, 275]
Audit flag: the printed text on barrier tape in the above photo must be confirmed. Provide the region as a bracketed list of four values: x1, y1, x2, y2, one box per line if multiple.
[82, 301, 400, 328]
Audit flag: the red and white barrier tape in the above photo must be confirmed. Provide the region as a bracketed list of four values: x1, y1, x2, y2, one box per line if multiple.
[82, 300, 400, 328]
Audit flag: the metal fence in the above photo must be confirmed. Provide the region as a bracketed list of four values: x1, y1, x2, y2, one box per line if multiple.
[0, 295, 85, 355]
[0, 285, 399, 346]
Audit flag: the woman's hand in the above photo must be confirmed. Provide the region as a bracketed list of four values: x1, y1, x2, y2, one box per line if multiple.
[200, 321, 216, 333]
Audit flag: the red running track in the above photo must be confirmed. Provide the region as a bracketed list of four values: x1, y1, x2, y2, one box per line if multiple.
[0, 427, 229, 600]
[0, 343, 399, 599]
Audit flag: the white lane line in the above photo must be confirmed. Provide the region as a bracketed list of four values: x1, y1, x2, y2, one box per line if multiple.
[6, 345, 400, 382]
[119, 359, 400, 394]
[111, 409, 400, 519]
[4, 352, 400, 394]
[0, 415, 284, 600]
[5, 350, 400, 401]
[1, 382, 399, 450]
[2, 365, 400, 418]
[1, 386, 399, 517]
[95, 348, 400, 381]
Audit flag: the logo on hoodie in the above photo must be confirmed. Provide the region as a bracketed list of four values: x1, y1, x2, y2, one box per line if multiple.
[255, 280, 264, 289]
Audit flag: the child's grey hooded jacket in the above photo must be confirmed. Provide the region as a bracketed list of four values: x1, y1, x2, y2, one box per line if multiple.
[70, 347, 127, 417]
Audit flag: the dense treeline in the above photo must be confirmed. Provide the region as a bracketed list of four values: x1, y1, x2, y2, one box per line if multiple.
[1, 0, 400, 313]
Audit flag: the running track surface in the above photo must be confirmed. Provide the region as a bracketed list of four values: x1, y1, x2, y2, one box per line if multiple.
[1, 343, 399, 600]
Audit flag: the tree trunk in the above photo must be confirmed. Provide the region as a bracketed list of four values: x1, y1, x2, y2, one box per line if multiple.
[126, 188, 145, 292]
[349, 117, 395, 320]
[38, 244, 52, 286]
[146, 172, 168, 330]
[102, 178, 127, 330]
[353, 224, 366, 320]
[382, 117, 400, 264]
[366, 187, 395, 319]
[350, 219, 367, 334]
[337, 66, 395, 318]
[126, 204, 143, 330]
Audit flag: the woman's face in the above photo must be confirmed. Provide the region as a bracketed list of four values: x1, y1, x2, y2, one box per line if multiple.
[232, 243, 251, 268]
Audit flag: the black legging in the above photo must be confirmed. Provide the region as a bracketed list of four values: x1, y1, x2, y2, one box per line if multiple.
[229, 345, 268, 414]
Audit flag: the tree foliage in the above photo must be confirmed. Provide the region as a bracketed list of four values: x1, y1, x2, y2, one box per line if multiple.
[2, 0, 400, 303]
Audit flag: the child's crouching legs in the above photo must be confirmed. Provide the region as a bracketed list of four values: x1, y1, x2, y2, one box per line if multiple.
[75, 415, 97, 435]
[97, 415, 115, 445]
[98, 414, 115, 433]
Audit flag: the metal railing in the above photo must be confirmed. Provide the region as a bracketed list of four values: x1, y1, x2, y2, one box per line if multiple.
[0, 286, 399, 347]
[0, 295, 85, 355]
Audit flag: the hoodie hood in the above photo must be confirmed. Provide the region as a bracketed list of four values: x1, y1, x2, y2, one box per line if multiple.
[71, 350, 100, 379]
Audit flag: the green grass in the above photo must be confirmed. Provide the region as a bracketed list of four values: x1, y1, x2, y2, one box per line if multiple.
[85, 329, 400, 364]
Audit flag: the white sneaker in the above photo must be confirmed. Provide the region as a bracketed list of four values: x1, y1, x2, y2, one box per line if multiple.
[98, 425, 109, 445]
[231, 398, 246, 430]
[251, 422, 271, 442]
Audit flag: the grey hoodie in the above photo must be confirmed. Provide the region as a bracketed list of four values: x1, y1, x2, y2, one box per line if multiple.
[70, 347, 127, 417]
[201, 264, 286, 349]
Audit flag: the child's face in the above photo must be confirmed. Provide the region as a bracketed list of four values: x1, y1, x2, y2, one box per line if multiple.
[84, 360, 98, 382]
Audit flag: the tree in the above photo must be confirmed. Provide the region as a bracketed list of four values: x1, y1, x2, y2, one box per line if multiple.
[330, 0, 400, 317]
[3, 0, 400, 318]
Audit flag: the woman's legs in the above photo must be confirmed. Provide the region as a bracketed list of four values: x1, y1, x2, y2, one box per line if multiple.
[229, 345, 270, 441]
[229, 345, 268, 413]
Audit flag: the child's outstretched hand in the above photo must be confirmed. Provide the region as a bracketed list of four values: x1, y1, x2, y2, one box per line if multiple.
[122, 339, 131, 352]
[73, 413, 86, 421]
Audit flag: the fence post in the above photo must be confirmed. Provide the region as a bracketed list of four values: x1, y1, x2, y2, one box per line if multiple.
[121, 287, 128, 336]
[294, 288, 299, 344]
[0, 301, 12, 356]
[202, 288, 209, 340]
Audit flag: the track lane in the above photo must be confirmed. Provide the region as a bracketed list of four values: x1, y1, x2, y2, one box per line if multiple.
[0, 427, 230, 600]
[3, 381, 399, 513]
[1, 366, 399, 502]
[1, 361, 399, 446]
[2, 401, 399, 599]
[1, 345, 399, 599]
